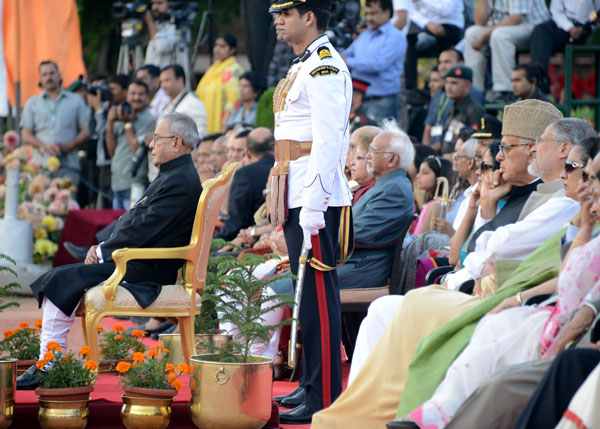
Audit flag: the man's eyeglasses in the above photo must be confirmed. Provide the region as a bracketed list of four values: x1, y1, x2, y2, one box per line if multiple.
[479, 161, 493, 172]
[368, 144, 395, 156]
[152, 134, 175, 143]
[564, 159, 585, 174]
[499, 142, 531, 156]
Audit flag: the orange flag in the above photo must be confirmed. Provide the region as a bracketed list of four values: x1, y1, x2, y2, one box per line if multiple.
[3, 0, 86, 108]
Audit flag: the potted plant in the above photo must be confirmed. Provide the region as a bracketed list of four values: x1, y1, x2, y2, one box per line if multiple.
[0, 320, 41, 373]
[115, 345, 189, 428]
[34, 343, 97, 429]
[98, 324, 145, 373]
[189, 248, 294, 429]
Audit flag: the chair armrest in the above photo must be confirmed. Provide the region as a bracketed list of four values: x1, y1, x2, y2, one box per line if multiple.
[425, 265, 455, 285]
[102, 246, 194, 301]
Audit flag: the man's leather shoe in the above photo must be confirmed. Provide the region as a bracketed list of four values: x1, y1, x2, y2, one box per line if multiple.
[387, 421, 419, 428]
[150, 322, 177, 340]
[279, 387, 306, 408]
[279, 403, 319, 424]
[274, 386, 304, 405]
[63, 242, 90, 261]
[17, 364, 42, 390]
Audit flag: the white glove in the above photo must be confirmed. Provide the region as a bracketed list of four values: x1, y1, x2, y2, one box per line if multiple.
[299, 207, 325, 250]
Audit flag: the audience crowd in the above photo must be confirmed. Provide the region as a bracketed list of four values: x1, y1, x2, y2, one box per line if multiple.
[17, 0, 600, 427]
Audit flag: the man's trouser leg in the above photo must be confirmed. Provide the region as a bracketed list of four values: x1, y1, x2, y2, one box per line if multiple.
[489, 23, 535, 92]
[464, 25, 489, 92]
[529, 20, 569, 72]
[283, 206, 342, 410]
[39, 297, 80, 360]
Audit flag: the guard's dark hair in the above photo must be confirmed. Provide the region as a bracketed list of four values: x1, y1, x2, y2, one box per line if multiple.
[296, 5, 331, 31]
[161, 64, 186, 85]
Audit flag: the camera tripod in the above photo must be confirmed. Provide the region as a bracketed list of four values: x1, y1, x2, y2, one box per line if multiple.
[116, 20, 144, 75]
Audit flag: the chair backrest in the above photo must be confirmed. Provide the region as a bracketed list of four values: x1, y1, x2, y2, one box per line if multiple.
[389, 213, 418, 295]
[180, 163, 237, 294]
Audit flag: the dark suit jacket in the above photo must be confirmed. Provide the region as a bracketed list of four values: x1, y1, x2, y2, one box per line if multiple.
[215, 154, 274, 241]
[31, 154, 202, 315]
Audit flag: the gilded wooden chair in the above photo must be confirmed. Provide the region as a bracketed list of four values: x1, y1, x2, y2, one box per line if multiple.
[77, 163, 237, 365]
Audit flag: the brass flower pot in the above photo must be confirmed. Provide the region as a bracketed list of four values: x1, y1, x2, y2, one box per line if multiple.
[0, 359, 16, 429]
[120, 395, 173, 429]
[159, 334, 232, 366]
[190, 354, 273, 429]
[37, 399, 90, 429]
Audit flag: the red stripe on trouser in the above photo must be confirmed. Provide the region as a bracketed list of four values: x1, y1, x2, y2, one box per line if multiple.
[563, 410, 588, 429]
[311, 234, 331, 408]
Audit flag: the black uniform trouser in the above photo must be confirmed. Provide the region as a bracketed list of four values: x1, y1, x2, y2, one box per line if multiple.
[515, 348, 600, 429]
[405, 23, 463, 90]
[283, 206, 342, 410]
[530, 20, 589, 72]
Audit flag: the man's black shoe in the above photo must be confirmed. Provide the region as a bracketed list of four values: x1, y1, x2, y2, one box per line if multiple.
[63, 242, 90, 261]
[279, 403, 319, 424]
[274, 386, 304, 405]
[17, 364, 42, 390]
[150, 322, 177, 340]
[279, 387, 306, 408]
[387, 421, 419, 428]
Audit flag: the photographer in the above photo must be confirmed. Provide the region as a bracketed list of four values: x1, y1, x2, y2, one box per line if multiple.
[144, 0, 177, 68]
[105, 80, 155, 209]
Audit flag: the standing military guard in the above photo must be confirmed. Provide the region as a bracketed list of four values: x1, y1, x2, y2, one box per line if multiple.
[268, 0, 353, 424]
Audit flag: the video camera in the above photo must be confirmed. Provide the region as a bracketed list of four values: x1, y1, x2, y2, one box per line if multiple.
[87, 84, 111, 103]
[166, 1, 199, 28]
[112, 0, 147, 21]
[326, 0, 361, 51]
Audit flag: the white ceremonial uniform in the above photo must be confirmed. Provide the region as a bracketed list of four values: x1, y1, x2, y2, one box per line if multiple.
[274, 34, 353, 211]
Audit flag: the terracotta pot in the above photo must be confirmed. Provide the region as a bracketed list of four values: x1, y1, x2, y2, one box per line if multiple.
[122, 385, 177, 400]
[16, 359, 36, 375]
[35, 385, 94, 401]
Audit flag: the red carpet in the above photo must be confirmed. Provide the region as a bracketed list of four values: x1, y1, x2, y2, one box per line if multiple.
[12, 317, 349, 428]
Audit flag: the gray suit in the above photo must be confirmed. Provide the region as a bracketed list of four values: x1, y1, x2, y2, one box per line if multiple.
[338, 169, 413, 289]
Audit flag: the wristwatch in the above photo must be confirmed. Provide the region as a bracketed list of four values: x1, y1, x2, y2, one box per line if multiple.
[250, 227, 258, 238]
[124, 122, 133, 130]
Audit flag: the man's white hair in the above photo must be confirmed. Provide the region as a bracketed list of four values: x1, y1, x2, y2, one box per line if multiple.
[379, 118, 415, 170]
[461, 138, 478, 158]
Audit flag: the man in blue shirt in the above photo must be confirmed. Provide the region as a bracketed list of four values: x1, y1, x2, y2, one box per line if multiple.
[342, 0, 406, 123]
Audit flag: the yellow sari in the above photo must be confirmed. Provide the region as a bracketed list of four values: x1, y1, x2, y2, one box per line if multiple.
[195, 56, 244, 133]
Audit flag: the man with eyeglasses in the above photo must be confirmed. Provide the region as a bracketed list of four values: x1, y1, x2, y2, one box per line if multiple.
[18, 112, 202, 390]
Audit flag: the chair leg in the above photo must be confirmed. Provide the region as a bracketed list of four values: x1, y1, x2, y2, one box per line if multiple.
[86, 314, 103, 365]
[178, 316, 195, 365]
[80, 316, 89, 347]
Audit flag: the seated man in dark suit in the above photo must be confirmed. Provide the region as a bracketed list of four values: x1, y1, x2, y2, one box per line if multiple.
[215, 127, 274, 242]
[18, 112, 203, 389]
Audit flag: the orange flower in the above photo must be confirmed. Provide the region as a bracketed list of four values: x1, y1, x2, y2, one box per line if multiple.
[115, 335, 123, 340]
[153, 344, 163, 350]
[171, 379, 183, 391]
[165, 363, 175, 373]
[147, 349, 158, 358]
[132, 352, 145, 364]
[46, 341, 61, 352]
[11, 328, 19, 335]
[177, 363, 190, 374]
[131, 330, 145, 338]
[79, 346, 92, 356]
[35, 319, 43, 328]
[84, 360, 98, 371]
[36, 359, 47, 369]
[96, 325, 104, 332]
[44, 352, 55, 362]
[168, 373, 177, 382]
[3, 329, 12, 339]
[163, 348, 170, 354]
[115, 361, 132, 373]
[112, 324, 124, 333]
[33, 327, 39, 331]
[191, 379, 196, 390]
[19, 321, 30, 329]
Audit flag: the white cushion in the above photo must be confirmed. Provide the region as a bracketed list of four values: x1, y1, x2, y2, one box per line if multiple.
[85, 284, 201, 311]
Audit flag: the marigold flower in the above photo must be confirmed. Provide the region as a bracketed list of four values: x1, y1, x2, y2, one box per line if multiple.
[163, 348, 170, 354]
[79, 346, 92, 356]
[171, 379, 183, 391]
[131, 330, 145, 338]
[153, 344, 163, 350]
[165, 363, 175, 373]
[35, 319, 43, 328]
[19, 321, 30, 329]
[168, 373, 177, 382]
[115, 335, 123, 340]
[97, 325, 104, 332]
[46, 342, 61, 352]
[115, 361, 132, 373]
[3, 329, 12, 339]
[133, 352, 145, 364]
[147, 349, 159, 358]
[44, 352, 55, 362]
[84, 360, 98, 371]
[36, 360, 47, 369]
[112, 324, 124, 333]
[177, 363, 190, 374]
[11, 328, 19, 335]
